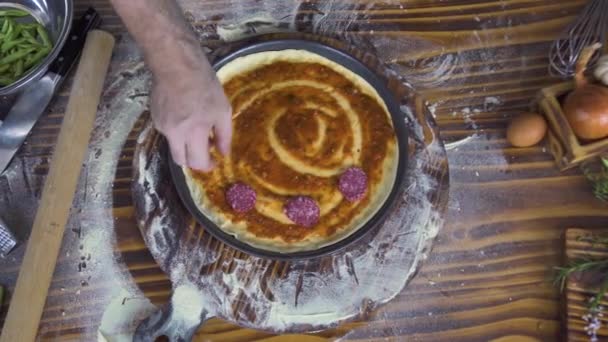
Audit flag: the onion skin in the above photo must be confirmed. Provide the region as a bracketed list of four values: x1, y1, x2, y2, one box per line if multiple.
[562, 43, 608, 141]
[594, 55, 608, 86]
[563, 84, 608, 140]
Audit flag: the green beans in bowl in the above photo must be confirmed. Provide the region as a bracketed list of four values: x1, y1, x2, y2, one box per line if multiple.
[0, 9, 53, 86]
[0, 1, 72, 95]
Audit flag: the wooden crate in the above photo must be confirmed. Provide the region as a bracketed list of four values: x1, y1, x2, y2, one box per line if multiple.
[536, 82, 608, 170]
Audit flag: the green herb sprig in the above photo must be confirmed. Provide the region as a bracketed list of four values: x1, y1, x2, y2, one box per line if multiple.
[0, 8, 52, 86]
[555, 234, 608, 311]
[582, 157, 608, 202]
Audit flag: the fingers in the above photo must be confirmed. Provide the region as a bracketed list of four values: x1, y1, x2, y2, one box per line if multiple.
[185, 125, 215, 172]
[165, 123, 219, 172]
[167, 133, 187, 167]
[214, 108, 233, 156]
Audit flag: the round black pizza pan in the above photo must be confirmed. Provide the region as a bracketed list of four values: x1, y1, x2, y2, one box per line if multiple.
[168, 39, 409, 260]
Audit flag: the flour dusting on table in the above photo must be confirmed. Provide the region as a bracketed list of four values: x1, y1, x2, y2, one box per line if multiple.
[98, 288, 156, 342]
[178, 0, 500, 93]
[50, 36, 156, 339]
[172, 282, 206, 326]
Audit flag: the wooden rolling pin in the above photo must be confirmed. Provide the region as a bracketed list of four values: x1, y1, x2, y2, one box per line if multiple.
[0, 30, 115, 342]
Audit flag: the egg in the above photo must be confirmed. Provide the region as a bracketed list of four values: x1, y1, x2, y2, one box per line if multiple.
[506, 112, 548, 147]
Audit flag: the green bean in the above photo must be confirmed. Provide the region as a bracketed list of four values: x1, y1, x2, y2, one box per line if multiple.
[2, 38, 24, 53]
[0, 47, 34, 65]
[13, 59, 22, 78]
[20, 25, 38, 38]
[25, 27, 36, 38]
[5, 18, 14, 38]
[23, 47, 48, 69]
[35, 24, 50, 48]
[20, 30, 41, 46]
[11, 24, 21, 39]
[0, 76, 14, 86]
[21, 29, 34, 40]
[24, 53, 34, 67]
[0, 9, 29, 17]
[25, 38, 39, 46]
[18, 42, 42, 51]
[0, 63, 10, 73]
[1, 20, 8, 35]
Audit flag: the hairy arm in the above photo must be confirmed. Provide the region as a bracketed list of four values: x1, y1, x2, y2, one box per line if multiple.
[110, 0, 232, 171]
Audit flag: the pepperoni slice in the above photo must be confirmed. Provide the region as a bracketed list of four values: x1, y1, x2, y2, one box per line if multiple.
[284, 196, 320, 227]
[226, 182, 257, 213]
[338, 167, 368, 202]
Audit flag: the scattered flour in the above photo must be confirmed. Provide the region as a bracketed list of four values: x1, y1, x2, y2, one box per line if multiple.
[426, 101, 439, 118]
[97, 289, 156, 342]
[54, 36, 154, 340]
[179, 0, 456, 90]
[450, 107, 481, 130]
[446, 133, 507, 168]
[171, 283, 207, 327]
[484, 96, 502, 110]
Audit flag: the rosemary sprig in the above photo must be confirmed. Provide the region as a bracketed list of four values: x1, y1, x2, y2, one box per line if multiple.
[555, 259, 608, 290]
[582, 157, 608, 202]
[555, 234, 608, 310]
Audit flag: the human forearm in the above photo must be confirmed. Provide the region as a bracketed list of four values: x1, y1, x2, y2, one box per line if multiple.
[109, 0, 232, 171]
[109, 0, 210, 78]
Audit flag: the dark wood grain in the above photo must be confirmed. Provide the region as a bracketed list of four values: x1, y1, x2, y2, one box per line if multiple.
[0, 0, 605, 341]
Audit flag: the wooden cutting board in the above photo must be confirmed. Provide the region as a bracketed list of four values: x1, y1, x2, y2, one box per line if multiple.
[564, 228, 608, 341]
[130, 32, 450, 338]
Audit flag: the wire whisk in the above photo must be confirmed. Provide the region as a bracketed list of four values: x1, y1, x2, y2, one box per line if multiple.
[549, 0, 608, 78]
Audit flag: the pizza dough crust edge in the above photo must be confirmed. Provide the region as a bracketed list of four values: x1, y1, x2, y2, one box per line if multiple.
[182, 49, 399, 253]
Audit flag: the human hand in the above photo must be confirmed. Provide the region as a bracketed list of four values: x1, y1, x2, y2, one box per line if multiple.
[150, 57, 232, 172]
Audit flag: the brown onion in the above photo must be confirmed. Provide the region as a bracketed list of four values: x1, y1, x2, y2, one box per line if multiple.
[563, 43, 608, 141]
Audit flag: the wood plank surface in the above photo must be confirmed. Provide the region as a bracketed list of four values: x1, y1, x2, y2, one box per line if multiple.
[0, 0, 606, 341]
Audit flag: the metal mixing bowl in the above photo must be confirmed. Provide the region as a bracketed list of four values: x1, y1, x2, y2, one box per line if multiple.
[0, 0, 73, 95]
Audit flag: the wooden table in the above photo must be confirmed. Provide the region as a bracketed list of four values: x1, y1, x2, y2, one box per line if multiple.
[1, 0, 606, 340]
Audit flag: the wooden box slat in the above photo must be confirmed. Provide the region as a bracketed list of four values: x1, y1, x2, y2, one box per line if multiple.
[536, 83, 608, 170]
[564, 228, 608, 341]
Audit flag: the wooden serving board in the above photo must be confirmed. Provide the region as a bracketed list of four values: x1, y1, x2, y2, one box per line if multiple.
[131, 33, 450, 335]
[564, 228, 608, 341]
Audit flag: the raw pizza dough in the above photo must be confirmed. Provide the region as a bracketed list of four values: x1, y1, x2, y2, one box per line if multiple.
[182, 49, 398, 252]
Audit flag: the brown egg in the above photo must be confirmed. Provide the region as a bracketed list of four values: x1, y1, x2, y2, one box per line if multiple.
[506, 113, 547, 147]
